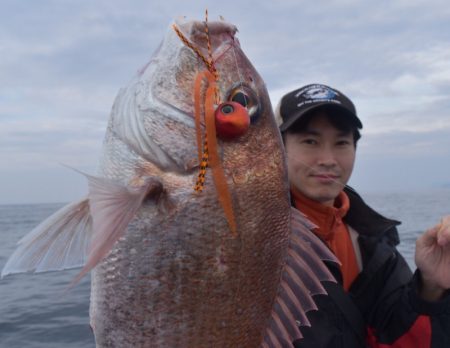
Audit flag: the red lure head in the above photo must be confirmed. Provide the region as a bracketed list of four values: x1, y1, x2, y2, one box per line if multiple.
[215, 101, 250, 140]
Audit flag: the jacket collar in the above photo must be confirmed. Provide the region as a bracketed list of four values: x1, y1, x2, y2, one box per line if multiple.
[291, 188, 350, 242]
[343, 186, 401, 242]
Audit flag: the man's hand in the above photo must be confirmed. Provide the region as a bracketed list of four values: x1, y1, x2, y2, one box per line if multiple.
[415, 215, 450, 301]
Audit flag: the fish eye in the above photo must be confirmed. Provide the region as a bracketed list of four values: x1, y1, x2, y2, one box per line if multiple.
[227, 84, 260, 123]
[231, 92, 249, 107]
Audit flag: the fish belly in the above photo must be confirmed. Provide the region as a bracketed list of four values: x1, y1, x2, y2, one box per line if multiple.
[90, 191, 290, 348]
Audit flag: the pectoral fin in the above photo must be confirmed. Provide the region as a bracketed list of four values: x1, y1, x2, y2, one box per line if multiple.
[1, 199, 92, 278]
[1, 171, 163, 288]
[261, 207, 338, 347]
[70, 173, 162, 286]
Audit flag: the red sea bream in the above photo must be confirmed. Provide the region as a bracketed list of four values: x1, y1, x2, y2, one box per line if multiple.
[2, 17, 336, 347]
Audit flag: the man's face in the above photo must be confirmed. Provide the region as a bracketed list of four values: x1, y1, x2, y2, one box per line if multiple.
[284, 112, 356, 206]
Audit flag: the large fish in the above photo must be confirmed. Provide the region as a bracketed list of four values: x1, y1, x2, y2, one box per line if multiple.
[2, 17, 336, 347]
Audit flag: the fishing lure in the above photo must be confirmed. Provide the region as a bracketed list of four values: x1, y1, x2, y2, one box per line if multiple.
[173, 10, 250, 237]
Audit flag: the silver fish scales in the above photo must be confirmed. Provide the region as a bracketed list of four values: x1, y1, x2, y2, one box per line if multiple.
[2, 17, 336, 347]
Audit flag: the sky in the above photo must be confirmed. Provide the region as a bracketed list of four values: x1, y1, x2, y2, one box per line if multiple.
[1, 0, 450, 204]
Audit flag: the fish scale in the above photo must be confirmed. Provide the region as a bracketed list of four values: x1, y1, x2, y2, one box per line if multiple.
[1, 17, 337, 348]
[90, 185, 288, 347]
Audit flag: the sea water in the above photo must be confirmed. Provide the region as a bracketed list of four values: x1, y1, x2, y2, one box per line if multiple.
[1, 189, 449, 347]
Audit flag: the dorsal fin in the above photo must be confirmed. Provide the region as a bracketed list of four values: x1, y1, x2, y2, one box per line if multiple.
[261, 207, 338, 346]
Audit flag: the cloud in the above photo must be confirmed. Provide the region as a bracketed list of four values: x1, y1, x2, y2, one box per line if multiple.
[2, 0, 450, 203]
[350, 129, 450, 194]
[359, 130, 450, 157]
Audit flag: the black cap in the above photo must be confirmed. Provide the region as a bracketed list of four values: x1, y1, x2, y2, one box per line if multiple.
[277, 84, 363, 132]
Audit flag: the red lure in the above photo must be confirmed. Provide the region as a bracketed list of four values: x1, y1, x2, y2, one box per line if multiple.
[214, 101, 250, 140]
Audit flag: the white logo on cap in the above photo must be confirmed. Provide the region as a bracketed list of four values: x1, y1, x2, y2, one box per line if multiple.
[295, 84, 341, 108]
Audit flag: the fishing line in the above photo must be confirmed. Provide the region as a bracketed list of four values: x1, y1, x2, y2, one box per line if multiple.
[230, 38, 247, 102]
[204, 9, 220, 104]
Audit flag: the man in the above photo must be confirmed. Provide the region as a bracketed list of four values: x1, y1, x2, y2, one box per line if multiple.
[275, 84, 450, 347]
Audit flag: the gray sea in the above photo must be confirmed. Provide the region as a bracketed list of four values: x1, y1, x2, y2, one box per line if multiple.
[1, 189, 449, 347]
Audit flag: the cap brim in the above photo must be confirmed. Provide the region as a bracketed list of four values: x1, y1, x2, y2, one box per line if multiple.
[279, 102, 362, 132]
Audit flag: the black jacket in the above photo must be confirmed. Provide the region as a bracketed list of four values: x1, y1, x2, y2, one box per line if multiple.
[293, 187, 450, 348]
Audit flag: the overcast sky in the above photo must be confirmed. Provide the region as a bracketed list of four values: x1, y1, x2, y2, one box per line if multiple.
[1, 0, 450, 204]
